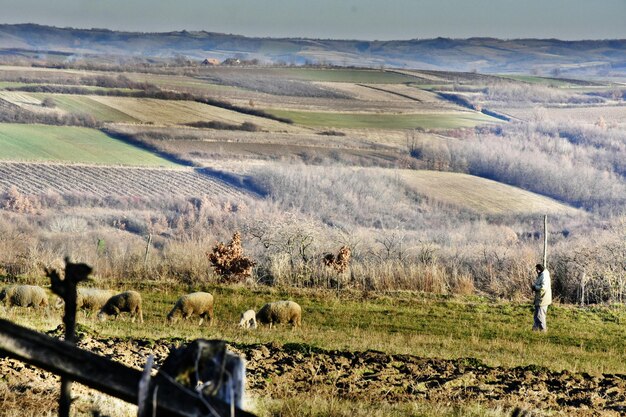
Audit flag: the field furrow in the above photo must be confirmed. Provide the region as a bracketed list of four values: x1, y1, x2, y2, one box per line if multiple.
[0, 162, 250, 201]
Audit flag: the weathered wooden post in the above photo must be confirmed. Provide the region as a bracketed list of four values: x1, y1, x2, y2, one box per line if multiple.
[543, 215, 548, 269]
[46, 257, 92, 417]
[144, 233, 152, 266]
[0, 319, 256, 417]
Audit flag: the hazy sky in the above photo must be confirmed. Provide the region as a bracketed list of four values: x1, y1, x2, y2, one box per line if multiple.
[1, 0, 625, 40]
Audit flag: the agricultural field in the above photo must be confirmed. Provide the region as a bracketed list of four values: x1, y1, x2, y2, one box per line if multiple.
[494, 105, 626, 126]
[0, 162, 246, 200]
[0, 123, 176, 166]
[266, 109, 498, 129]
[30, 94, 141, 123]
[87, 96, 307, 132]
[200, 67, 421, 84]
[398, 170, 580, 215]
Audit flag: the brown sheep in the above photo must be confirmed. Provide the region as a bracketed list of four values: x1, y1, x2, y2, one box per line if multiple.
[167, 292, 214, 326]
[97, 291, 143, 323]
[256, 300, 301, 329]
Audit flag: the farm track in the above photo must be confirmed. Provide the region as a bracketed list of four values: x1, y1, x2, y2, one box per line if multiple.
[0, 161, 249, 200]
[1, 335, 625, 416]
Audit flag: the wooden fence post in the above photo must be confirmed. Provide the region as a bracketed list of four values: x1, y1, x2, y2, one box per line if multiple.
[543, 215, 548, 269]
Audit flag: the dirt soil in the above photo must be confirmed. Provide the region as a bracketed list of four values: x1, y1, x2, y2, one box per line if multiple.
[1, 331, 625, 416]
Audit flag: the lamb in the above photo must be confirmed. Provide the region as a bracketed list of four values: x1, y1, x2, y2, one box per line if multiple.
[238, 309, 257, 329]
[0, 285, 49, 309]
[97, 291, 143, 323]
[55, 287, 114, 312]
[167, 292, 214, 326]
[256, 300, 301, 329]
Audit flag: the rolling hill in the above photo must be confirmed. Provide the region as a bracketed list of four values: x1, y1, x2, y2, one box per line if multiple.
[1, 24, 625, 75]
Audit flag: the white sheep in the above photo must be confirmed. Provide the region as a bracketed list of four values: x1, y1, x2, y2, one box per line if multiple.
[167, 292, 214, 326]
[256, 300, 301, 329]
[55, 287, 114, 313]
[97, 291, 143, 323]
[238, 309, 257, 329]
[0, 285, 49, 309]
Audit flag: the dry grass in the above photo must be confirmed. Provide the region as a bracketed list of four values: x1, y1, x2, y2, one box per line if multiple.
[398, 170, 580, 215]
[495, 105, 626, 126]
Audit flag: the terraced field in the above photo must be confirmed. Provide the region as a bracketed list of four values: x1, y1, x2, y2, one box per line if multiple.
[0, 162, 247, 200]
[399, 170, 579, 215]
[0, 123, 176, 166]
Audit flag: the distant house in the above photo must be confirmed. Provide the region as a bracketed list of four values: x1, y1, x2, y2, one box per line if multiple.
[201, 58, 220, 66]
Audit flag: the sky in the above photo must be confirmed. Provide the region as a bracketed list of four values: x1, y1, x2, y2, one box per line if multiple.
[1, 0, 625, 41]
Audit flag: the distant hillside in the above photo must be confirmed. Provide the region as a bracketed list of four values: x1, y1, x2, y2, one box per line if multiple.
[1, 24, 625, 75]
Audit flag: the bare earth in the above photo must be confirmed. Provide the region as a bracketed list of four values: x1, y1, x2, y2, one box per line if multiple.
[1, 333, 625, 416]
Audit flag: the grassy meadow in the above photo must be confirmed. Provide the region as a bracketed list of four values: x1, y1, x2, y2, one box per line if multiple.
[5, 283, 626, 376]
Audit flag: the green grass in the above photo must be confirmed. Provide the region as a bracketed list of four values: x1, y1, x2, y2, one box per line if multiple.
[5, 284, 626, 417]
[7, 284, 626, 376]
[30, 94, 140, 123]
[266, 109, 499, 129]
[0, 123, 178, 166]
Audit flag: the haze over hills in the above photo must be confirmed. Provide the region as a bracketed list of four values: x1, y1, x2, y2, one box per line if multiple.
[1, 23, 625, 75]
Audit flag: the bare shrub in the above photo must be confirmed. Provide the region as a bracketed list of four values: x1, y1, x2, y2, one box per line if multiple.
[2, 186, 41, 214]
[41, 97, 56, 108]
[46, 216, 89, 233]
[552, 217, 626, 304]
[445, 122, 626, 213]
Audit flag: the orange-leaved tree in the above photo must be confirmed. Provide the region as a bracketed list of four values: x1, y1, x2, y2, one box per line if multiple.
[207, 232, 255, 283]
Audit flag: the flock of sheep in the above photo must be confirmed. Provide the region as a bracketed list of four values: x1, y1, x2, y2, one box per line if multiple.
[0, 284, 302, 329]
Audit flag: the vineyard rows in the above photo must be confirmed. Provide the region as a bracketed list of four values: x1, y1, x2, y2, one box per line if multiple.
[0, 162, 248, 201]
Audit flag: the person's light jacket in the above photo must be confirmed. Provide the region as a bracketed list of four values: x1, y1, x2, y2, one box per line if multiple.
[533, 270, 552, 306]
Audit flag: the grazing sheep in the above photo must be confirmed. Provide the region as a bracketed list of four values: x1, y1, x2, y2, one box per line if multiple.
[256, 300, 301, 329]
[97, 291, 143, 323]
[238, 309, 257, 329]
[55, 288, 114, 312]
[167, 292, 214, 326]
[0, 285, 49, 309]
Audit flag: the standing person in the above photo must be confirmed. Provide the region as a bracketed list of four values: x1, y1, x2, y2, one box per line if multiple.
[531, 264, 552, 332]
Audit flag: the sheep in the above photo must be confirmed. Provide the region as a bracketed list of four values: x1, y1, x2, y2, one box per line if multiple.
[256, 300, 301, 329]
[97, 291, 143, 323]
[238, 309, 257, 329]
[55, 288, 114, 313]
[167, 292, 214, 326]
[0, 285, 49, 309]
